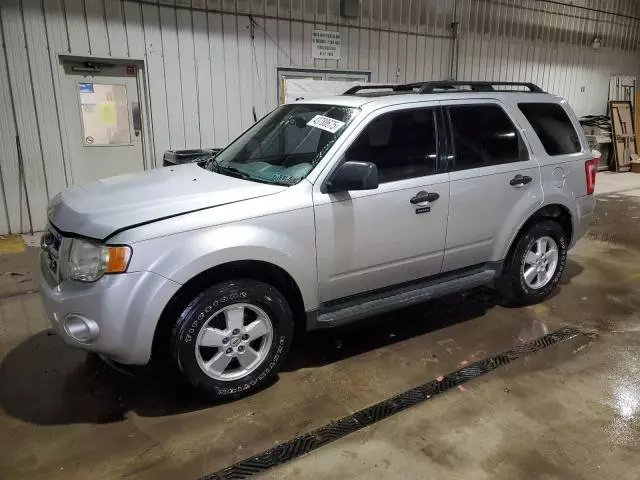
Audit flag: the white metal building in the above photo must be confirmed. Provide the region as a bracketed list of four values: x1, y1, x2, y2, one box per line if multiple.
[0, 0, 639, 234]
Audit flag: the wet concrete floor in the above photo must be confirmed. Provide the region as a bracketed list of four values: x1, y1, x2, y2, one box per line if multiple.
[1, 176, 640, 479]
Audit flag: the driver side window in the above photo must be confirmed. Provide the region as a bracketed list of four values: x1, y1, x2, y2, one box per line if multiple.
[344, 107, 438, 183]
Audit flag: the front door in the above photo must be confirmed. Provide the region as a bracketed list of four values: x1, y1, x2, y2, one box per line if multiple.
[441, 100, 543, 272]
[61, 61, 145, 185]
[313, 105, 450, 302]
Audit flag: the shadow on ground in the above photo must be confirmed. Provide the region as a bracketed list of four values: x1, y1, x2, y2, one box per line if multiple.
[0, 260, 583, 427]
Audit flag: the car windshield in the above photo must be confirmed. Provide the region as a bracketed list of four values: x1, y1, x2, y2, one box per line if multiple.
[204, 104, 359, 185]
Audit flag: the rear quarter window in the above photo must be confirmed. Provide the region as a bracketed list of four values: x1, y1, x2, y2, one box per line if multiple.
[518, 103, 582, 155]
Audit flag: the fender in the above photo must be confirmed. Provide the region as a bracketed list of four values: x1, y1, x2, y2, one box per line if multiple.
[125, 208, 319, 311]
[495, 195, 577, 262]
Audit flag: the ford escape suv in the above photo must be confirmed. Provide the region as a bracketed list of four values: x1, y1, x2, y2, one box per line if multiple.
[39, 81, 597, 399]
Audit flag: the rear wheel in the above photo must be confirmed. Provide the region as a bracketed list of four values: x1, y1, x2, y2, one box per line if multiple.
[171, 279, 293, 400]
[497, 220, 568, 305]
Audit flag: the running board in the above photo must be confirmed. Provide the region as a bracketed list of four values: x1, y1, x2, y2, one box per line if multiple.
[316, 269, 497, 327]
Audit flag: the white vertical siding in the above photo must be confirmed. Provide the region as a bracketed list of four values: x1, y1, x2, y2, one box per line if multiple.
[160, 4, 186, 149]
[192, 0, 215, 146]
[104, 0, 128, 57]
[456, 0, 640, 116]
[141, 1, 170, 165]
[176, 6, 200, 147]
[0, 0, 640, 234]
[85, 0, 110, 55]
[1, 0, 49, 231]
[0, 17, 20, 235]
[208, 7, 230, 145]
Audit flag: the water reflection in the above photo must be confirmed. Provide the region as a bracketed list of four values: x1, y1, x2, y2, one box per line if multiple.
[614, 387, 639, 420]
[607, 353, 640, 448]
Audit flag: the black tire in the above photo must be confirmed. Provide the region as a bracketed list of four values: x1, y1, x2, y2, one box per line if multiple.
[170, 279, 293, 400]
[497, 220, 568, 306]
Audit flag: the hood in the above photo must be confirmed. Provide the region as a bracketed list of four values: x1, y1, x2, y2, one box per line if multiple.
[48, 163, 286, 240]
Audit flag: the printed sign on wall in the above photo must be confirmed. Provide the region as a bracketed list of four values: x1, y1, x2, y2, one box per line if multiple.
[311, 30, 341, 59]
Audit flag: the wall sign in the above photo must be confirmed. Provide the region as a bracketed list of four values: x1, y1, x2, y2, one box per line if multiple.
[312, 30, 341, 59]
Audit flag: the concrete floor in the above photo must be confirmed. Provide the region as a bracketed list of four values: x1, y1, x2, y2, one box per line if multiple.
[1, 172, 640, 479]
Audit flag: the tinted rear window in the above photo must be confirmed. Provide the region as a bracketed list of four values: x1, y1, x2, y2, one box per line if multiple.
[447, 104, 526, 171]
[518, 103, 581, 155]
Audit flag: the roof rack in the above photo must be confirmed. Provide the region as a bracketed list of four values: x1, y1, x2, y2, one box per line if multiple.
[343, 81, 545, 95]
[418, 81, 544, 93]
[342, 84, 411, 94]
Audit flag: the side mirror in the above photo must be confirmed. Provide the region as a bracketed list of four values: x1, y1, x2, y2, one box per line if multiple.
[326, 161, 379, 193]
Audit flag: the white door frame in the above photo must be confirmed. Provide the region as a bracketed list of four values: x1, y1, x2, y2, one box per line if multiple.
[277, 66, 372, 105]
[56, 55, 154, 185]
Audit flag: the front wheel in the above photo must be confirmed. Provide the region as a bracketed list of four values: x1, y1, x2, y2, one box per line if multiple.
[171, 279, 293, 400]
[497, 220, 568, 305]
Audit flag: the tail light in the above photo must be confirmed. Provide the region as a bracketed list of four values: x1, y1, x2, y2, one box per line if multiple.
[585, 150, 599, 195]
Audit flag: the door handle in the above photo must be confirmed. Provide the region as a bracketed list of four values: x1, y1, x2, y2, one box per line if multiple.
[410, 191, 440, 204]
[509, 174, 533, 187]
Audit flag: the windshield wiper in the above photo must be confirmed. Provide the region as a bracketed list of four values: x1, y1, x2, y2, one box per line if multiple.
[205, 158, 247, 179]
[204, 157, 221, 172]
[217, 165, 252, 180]
[208, 159, 289, 186]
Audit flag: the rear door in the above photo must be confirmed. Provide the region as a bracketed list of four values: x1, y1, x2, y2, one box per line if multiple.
[441, 100, 543, 272]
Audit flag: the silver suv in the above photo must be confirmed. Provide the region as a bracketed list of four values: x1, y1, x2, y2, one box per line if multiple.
[38, 81, 597, 399]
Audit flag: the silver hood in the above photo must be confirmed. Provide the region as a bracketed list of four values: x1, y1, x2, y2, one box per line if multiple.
[48, 163, 286, 240]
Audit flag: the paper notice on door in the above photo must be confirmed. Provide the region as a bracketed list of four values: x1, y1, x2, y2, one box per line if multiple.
[97, 102, 117, 126]
[306, 115, 345, 133]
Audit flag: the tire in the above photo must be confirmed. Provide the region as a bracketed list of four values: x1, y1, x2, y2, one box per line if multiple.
[497, 220, 568, 306]
[170, 279, 293, 400]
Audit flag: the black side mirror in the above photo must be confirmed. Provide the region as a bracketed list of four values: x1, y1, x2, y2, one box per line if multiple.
[326, 161, 379, 193]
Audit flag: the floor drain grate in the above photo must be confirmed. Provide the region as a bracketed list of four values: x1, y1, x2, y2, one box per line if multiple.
[203, 325, 582, 480]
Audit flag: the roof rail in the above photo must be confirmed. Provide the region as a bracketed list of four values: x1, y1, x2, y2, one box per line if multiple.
[344, 81, 545, 96]
[418, 81, 544, 93]
[343, 84, 410, 95]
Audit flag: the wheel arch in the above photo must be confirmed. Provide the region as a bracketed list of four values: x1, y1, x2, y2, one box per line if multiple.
[152, 260, 306, 361]
[500, 203, 573, 265]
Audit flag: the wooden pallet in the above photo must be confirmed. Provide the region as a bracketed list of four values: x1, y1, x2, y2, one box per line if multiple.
[610, 100, 636, 172]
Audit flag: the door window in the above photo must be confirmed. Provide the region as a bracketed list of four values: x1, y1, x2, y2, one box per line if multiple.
[345, 108, 438, 183]
[447, 105, 526, 171]
[518, 103, 581, 155]
[78, 83, 131, 146]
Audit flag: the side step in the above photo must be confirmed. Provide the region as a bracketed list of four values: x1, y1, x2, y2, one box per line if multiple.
[317, 268, 497, 327]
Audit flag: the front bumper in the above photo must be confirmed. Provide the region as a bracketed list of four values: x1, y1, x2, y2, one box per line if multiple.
[38, 250, 181, 364]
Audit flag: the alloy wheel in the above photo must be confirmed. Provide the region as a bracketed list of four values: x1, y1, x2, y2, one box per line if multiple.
[194, 303, 273, 381]
[521, 235, 559, 289]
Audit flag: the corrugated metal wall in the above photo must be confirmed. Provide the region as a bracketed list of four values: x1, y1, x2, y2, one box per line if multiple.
[0, 0, 639, 234]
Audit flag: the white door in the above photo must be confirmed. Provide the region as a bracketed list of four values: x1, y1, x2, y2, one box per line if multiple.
[313, 104, 450, 302]
[61, 62, 145, 185]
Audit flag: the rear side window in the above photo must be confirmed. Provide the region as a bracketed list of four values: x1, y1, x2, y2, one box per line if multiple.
[518, 103, 581, 155]
[447, 104, 525, 171]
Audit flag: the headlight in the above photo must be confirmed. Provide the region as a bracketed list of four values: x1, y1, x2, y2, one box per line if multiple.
[60, 238, 131, 282]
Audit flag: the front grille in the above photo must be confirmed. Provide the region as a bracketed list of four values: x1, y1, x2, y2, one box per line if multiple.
[41, 226, 63, 283]
[52, 233, 61, 251]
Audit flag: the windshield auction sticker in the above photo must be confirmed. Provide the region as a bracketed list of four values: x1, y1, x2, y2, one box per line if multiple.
[306, 115, 345, 133]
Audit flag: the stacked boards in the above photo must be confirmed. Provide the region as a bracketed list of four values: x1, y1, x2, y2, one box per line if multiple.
[609, 100, 637, 172]
[635, 93, 640, 173]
